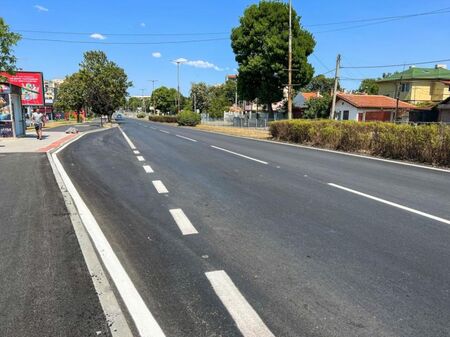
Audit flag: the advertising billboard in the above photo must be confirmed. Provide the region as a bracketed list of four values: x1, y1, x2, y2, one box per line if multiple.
[0, 71, 45, 106]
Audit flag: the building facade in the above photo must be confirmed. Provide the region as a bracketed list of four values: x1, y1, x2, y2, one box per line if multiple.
[377, 65, 450, 104]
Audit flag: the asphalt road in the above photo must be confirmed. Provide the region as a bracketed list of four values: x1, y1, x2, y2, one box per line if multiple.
[58, 118, 450, 337]
[0, 153, 110, 337]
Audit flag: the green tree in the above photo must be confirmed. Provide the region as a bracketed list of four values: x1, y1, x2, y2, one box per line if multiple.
[231, 1, 315, 113]
[190, 82, 209, 113]
[303, 75, 339, 94]
[79, 51, 131, 121]
[54, 72, 86, 122]
[303, 94, 332, 119]
[0, 18, 21, 77]
[358, 78, 379, 94]
[151, 86, 178, 114]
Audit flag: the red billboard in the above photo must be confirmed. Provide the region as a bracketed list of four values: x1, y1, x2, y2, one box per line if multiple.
[0, 71, 45, 106]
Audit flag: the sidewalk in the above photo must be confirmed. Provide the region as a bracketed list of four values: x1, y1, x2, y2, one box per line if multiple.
[0, 123, 100, 153]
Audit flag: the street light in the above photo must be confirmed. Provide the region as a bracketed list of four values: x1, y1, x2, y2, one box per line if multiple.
[287, 0, 293, 120]
[148, 80, 158, 114]
[172, 59, 186, 114]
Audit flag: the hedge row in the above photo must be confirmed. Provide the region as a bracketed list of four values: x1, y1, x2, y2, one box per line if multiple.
[148, 115, 178, 123]
[148, 111, 201, 126]
[269, 120, 450, 166]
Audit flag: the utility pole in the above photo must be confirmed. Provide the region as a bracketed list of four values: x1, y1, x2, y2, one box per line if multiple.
[193, 93, 197, 113]
[394, 76, 403, 122]
[330, 54, 341, 120]
[287, 0, 293, 120]
[149, 80, 158, 114]
[235, 76, 238, 106]
[140, 88, 146, 113]
[174, 60, 183, 114]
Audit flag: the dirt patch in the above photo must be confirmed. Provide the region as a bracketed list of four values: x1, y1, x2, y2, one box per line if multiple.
[195, 124, 270, 139]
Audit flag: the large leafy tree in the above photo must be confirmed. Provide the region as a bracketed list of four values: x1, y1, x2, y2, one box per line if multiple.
[303, 75, 339, 94]
[358, 78, 379, 95]
[54, 72, 86, 122]
[231, 1, 315, 113]
[79, 51, 131, 121]
[151, 86, 178, 114]
[0, 18, 21, 77]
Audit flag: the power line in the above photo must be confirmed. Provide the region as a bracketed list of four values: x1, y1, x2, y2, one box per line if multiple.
[13, 6, 450, 38]
[312, 54, 332, 72]
[21, 37, 230, 45]
[15, 29, 229, 37]
[341, 58, 450, 69]
[306, 6, 450, 27]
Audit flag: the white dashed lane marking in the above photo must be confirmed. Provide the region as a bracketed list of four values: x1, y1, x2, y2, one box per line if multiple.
[211, 146, 268, 165]
[176, 134, 197, 142]
[169, 209, 198, 235]
[206, 270, 275, 337]
[152, 180, 169, 194]
[143, 165, 154, 173]
[137, 156, 145, 162]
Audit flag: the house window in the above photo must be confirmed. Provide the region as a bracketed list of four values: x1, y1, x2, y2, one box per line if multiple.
[343, 110, 349, 120]
[401, 83, 410, 92]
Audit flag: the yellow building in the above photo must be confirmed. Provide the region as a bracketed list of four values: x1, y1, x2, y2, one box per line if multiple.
[377, 65, 450, 104]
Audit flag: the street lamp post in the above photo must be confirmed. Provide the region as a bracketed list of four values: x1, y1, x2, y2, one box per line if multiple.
[149, 80, 158, 114]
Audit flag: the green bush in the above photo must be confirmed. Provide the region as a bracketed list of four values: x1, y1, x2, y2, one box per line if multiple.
[136, 112, 146, 119]
[269, 120, 450, 166]
[177, 110, 201, 126]
[148, 115, 178, 123]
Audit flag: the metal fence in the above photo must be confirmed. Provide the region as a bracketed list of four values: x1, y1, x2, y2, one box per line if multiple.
[201, 113, 269, 129]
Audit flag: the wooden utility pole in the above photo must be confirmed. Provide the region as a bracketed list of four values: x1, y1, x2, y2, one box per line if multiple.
[330, 54, 341, 120]
[394, 76, 403, 122]
[287, 0, 293, 120]
[140, 88, 146, 113]
[176, 61, 182, 114]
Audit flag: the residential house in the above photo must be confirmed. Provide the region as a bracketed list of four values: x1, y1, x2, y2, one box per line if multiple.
[293, 91, 322, 118]
[435, 97, 450, 123]
[334, 93, 418, 122]
[377, 65, 450, 104]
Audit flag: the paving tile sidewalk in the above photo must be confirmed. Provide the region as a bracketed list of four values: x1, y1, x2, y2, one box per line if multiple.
[0, 123, 100, 153]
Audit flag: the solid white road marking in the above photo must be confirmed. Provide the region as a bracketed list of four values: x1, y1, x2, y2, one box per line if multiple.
[176, 134, 197, 142]
[152, 180, 169, 194]
[133, 150, 140, 154]
[52, 152, 166, 337]
[119, 127, 137, 150]
[328, 183, 450, 225]
[206, 270, 275, 337]
[211, 145, 268, 165]
[169, 209, 199, 235]
[143, 165, 154, 173]
[150, 126, 157, 130]
[137, 156, 145, 162]
[159, 130, 170, 134]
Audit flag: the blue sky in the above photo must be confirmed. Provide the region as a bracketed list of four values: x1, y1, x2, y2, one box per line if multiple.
[3, 1, 450, 96]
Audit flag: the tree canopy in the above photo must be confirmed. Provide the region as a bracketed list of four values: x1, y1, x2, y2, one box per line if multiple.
[151, 86, 178, 114]
[79, 51, 131, 120]
[231, 1, 315, 111]
[358, 78, 379, 95]
[303, 95, 332, 119]
[302, 75, 339, 94]
[54, 72, 86, 121]
[0, 18, 21, 76]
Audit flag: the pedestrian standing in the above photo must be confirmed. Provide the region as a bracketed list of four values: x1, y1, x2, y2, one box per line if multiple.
[31, 108, 44, 140]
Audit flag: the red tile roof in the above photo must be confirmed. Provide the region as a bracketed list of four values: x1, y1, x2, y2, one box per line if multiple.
[337, 93, 418, 109]
[302, 92, 321, 101]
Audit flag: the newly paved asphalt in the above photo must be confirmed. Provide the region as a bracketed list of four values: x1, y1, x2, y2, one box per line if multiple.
[58, 118, 450, 337]
[0, 153, 110, 337]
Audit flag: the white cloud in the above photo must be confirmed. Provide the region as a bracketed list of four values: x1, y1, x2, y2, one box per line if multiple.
[140, 22, 146, 28]
[34, 5, 48, 12]
[90, 33, 106, 40]
[152, 52, 162, 58]
[173, 58, 223, 71]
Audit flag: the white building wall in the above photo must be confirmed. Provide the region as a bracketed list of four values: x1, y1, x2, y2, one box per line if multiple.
[334, 99, 360, 121]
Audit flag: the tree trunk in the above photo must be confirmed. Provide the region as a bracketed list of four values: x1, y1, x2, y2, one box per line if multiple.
[267, 101, 274, 120]
[76, 110, 81, 123]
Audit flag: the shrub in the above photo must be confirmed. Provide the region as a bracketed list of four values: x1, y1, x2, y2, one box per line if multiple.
[148, 115, 178, 123]
[177, 110, 201, 126]
[270, 120, 450, 166]
[136, 112, 146, 119]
